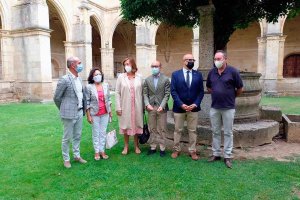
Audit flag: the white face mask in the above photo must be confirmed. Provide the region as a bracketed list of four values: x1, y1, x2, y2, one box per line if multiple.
[124, 65, 132, 73]
[93, 74, 102, 83]
[214, 60, 224, 69]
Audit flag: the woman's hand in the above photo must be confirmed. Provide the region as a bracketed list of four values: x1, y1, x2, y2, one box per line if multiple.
[87, 115, 93, 124]
[116, 110, 122, 116]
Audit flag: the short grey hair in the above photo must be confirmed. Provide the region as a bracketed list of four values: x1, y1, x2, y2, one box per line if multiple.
[215, 50, 227, 59]
[67, 56, 79, 68]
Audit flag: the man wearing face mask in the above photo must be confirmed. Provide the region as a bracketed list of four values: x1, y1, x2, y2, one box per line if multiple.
[143, 60, 170, 157]
[53, 56, 87, 168]
[206, 50, 243, 169]
[170, 54, 204, 160]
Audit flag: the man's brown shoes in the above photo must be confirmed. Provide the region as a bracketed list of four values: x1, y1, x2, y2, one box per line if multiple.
[224, 158, 232, 169]
[208, 156, 221, 162]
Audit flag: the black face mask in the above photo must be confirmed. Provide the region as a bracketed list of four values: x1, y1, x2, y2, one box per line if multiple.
[187, 62, 194, 69]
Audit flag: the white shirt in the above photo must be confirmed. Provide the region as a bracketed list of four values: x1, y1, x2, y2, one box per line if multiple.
[182, 68, 192, 86]
[71, 73, 83, 109]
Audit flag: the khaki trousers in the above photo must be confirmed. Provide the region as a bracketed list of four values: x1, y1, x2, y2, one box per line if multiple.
[148, 107, 167, 151]
[173, 112, 198, 152]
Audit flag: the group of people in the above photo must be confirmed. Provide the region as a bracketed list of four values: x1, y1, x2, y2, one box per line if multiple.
[53, 50, 243, 169]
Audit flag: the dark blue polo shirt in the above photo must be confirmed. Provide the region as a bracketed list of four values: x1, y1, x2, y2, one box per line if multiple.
[206, 65, 243, 109]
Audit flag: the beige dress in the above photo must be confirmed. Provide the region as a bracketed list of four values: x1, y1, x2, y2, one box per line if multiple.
[115, 73, 144, 135]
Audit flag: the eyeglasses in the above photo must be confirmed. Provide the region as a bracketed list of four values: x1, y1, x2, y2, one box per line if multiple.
[151, 65, 160, 68]
[185, 59, 195, 62]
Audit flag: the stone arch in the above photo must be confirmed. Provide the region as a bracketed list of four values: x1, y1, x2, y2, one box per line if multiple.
[0, 0, 10, 30]
[150, 22, 161, 45]
[109, 15, 124, 48]
[47, 0, 67, 77]
[90, 14, 103, 68]
[0, 0, 11, 80]
[46, 0, 71, 41]
[279, 15, 287, 35]
[227, 22, 261, 72]
[155, 23, 193, 76]
[112, 19, 136, 77]
[89, 12, 105, 47]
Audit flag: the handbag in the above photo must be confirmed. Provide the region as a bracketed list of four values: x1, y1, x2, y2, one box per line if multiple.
[138, 114, 150, 144]
[106, 116, 118, 149]
[106, 129, 118, 149]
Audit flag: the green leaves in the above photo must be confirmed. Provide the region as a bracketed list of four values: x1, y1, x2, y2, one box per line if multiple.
[121, 0, 300, 50]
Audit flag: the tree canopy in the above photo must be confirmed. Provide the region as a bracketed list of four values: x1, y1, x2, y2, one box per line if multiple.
[120, 0, 300, 51]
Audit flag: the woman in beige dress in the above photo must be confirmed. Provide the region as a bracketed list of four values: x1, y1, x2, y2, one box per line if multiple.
[115, 58, 144, 155]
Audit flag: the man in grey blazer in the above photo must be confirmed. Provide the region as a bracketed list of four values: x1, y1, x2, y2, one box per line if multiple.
[143, 60, 170, 157]
[53, 56, 87, 168]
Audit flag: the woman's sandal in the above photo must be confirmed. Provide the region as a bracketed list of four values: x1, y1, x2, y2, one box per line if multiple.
[100, 153, 109, 159]
[94, 153, 101, 161]
[122, 148, 128, 155]
[135, 148, 141, 154]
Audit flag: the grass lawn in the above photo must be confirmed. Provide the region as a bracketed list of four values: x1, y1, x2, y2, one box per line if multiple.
[0, 96, 300, 199]
[260, 96, 300, 114]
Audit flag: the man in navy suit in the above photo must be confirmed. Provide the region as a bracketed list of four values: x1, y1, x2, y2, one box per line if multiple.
[170, 54, 204, 160]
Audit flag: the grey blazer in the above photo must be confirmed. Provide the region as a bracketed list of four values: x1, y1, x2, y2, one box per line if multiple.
[85, 82, 111, 116]
[143, 73, 170, 110]
[53, 73, 86, 119]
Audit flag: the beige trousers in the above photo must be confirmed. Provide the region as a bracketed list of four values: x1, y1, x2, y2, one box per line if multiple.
[173, 112, 198, 152]
[148, 107, 167, 151]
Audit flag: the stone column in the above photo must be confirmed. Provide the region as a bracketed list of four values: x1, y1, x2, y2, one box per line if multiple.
[12, 0, 53, 102]
[191, 39, 199, 70]
[135, 21, 157, 77]
[257, 37, 267, 78]
[136, 44, 157, 77]
[197, 4, 215, 70]
[0, 30, 14, 80]
[71, 3, 92, 80]
[264, 34, 286, 94]
[100, 47, 115, 79]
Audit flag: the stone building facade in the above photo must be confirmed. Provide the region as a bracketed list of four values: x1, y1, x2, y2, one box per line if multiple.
[0, 0, 299, 102]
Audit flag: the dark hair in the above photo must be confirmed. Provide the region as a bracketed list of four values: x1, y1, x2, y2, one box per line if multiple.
[87, 67, 104, 84]
[122, 57, 138, 73]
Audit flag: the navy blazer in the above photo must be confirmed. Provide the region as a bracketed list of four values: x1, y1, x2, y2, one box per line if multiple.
[171, 69, 204, 113]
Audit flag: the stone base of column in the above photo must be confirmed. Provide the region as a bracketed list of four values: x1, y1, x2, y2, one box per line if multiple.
[15, 81, 53, 102]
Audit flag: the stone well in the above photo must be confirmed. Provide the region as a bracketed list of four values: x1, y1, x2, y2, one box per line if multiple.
[163, 71, 279, 151]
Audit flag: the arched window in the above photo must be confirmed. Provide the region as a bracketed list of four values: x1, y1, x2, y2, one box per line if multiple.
[283, 54, 300, 77]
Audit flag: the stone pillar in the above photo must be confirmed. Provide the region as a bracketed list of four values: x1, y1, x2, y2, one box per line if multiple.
[135, 21, 157, 77]
[197, 4, 215, 70]
[264, 34, 286, 94]
[136, 44, 157, 77]
[191, 39, 199, 70]
[12, 0, 53, 102]
[0, 30, 14, 80]
[100, 47, 115, 79]
[257, 37, 267, 77]
[71, 3, 92, 80]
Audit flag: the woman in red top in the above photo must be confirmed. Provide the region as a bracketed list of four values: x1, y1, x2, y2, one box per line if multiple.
[85, 68, 112, 160]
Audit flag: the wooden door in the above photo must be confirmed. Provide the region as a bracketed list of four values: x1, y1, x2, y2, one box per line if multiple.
[283, 54, 300, 77]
